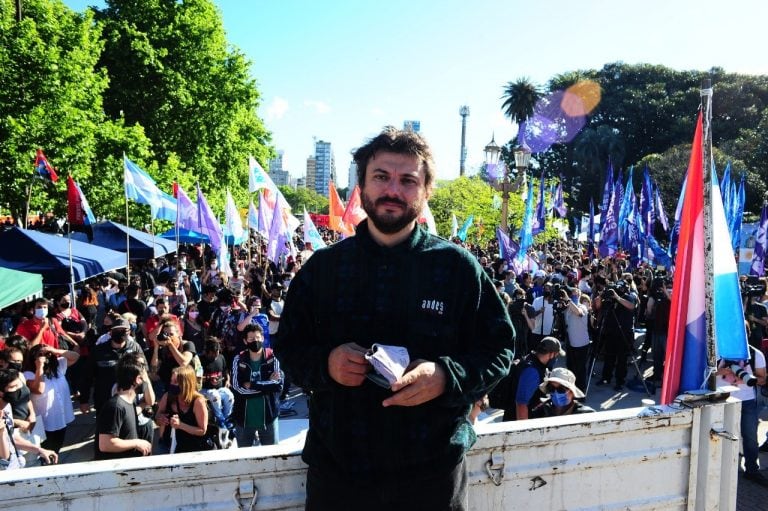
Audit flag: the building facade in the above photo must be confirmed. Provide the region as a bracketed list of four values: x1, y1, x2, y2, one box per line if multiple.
[268, 151, 290, 187]
[313, 140, 335, 197]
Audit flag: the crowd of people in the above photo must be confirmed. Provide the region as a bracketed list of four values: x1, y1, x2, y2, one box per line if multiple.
[0, 127, 766, 500]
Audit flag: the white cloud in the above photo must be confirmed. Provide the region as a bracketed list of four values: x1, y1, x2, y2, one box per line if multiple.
[266, 97, 289, 120]
[304, 100, 331, 114]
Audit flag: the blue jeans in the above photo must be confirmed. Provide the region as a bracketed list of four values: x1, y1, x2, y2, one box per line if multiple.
[200, 388, 234, 425]
[238, 418, 278, 447]
[740, 398, 759, 473]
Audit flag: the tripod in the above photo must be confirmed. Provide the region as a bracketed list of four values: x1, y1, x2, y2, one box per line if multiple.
[585, 299, 652, 397]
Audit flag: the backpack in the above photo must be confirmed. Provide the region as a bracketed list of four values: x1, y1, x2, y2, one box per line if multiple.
[487, 358, 523, 409]
[201, 398, 234, 450]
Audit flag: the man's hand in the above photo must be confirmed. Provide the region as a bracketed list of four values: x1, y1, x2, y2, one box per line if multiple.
[382, 360, 447, 407]
[328, 343, 370, 386]
[134, 439, 152, 456]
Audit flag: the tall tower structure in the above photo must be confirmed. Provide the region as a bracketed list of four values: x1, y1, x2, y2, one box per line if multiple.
[403, 120, 421, 133]
[314, 140, 335, 197]
[348, 161, 358, 195]
[268, 150, 290, 186]
[459, 106, 469, 177]
[305, 156, 317, 192]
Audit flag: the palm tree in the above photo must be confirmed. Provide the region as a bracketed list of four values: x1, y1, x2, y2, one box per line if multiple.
[500, 77, 542, 125]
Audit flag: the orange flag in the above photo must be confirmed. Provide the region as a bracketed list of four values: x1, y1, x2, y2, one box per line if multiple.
[341, 185, 367, 228]
[328, 181, 353, 235]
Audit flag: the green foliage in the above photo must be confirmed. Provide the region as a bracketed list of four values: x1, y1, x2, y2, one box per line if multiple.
[94, 0, 273, 213]
[502, 63, 768, 217]
[278, 185, 329, 215]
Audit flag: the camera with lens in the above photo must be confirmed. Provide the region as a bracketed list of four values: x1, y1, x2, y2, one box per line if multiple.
[651, 277, 671, 301]
[724, 360, 758, 387]
[740, 276, 766, 298]
[601, 279, 628, 302]
[142, 404, 157, 419]
[157, 331, 170, 343]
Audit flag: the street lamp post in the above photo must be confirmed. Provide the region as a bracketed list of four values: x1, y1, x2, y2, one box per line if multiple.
[484, 136, 531, 233]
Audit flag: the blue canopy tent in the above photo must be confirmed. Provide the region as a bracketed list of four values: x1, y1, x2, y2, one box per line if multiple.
[159, 228, 210, 244]
[71, 221, 177, 260]
[0, 228, 126, 286]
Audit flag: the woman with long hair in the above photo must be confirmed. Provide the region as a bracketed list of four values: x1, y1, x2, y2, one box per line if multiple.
[22, 344, 79, 453]
[156, 365, 208, 454]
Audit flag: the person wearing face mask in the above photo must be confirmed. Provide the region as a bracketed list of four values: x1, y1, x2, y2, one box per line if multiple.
[14, 298, 58, 349]
[93, 354, 153, 460]
[231, 324, 282, 446]
[236, 296, 270, 349]
[0, 349, 44, 462]
[0, 369, 59, 470]
[199, 338, 234, 428]
[197, 285, 219, 325]
[500, 337, 565, 421]
[202, 259, 223, 288]
[537, 367, 594, 417]
[563, 288, 591, 392]
[80, 319, 143, 415]
[145, 297, 182, 351]
[51, 292, 87, 351]
[208, 294, 242, 356]
[156, 365, 209, 453]
[182, 304, 205, 354]
[22, 344, 79, 454]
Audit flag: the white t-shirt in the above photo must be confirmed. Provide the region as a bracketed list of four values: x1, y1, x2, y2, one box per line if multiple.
[269, 300, 284, 335]
[565, 303, 590, 348]
[1, 404, 25, 470]
[532, 297, 554, 336]
[716, 348, 766, 402]
[23, 357, 75, 432]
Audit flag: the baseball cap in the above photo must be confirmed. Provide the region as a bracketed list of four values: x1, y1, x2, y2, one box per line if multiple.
[538, 367, 585, 399]
[110, 318, 131, 331]
[536, 336, 566, 357]
[153, 285, 167, 296]
[534, 270, 546, 279]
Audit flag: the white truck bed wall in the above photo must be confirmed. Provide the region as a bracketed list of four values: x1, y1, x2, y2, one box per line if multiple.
[0, 400, 741, 511]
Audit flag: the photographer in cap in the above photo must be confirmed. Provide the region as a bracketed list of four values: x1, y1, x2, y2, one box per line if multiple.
[150, 320, 194, 395]
[501, 337, 565, 421]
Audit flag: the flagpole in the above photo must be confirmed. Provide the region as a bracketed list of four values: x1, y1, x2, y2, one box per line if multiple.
[175, 182, 180, 274]
[701, 79, 716, 391]
[124, 158, 131, 281]
[67, 225, 76, 304]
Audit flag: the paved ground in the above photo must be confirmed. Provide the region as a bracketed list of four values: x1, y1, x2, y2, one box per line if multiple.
[54, 354, 768, 506]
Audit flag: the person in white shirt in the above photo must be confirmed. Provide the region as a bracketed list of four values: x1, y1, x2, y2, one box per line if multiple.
[716, 345, 767, 486]
[563, 288, 591, 391]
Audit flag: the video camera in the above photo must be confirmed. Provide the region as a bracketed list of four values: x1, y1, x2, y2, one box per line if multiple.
[741, 276, 766, 298]
[601, 279, 628, 301]
[723, 360, 758, 387]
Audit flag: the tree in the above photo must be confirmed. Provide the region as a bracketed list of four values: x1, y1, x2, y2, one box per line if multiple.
[94, 0, 273, 213]
[501, 77, 542, 126]
[0, 0, 150, 225]
[278, 185, 329, 215]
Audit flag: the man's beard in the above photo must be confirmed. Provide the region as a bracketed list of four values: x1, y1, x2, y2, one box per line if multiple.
[361, 189, 422, 234]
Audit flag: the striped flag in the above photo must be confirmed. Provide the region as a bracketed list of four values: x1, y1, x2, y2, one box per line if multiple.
[712, 167, 750, 362]
[303, 208, 326, 250]
[34, 149, 59, 183]
[66, 176, 95, 241]
[661, 112, 707, 404]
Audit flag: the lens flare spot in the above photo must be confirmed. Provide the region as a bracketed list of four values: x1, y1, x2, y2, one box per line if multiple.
[563, 80, 601, 116]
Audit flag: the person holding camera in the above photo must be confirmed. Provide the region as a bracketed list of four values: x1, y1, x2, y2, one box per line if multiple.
[508, 288, 535, 357]
[93, 354, 153, 460]
[594, 277, 637, 391]
[150, 320, 195, 396]
[563, 288, 591, 391]
[716, 344, 767, 486]
[530, 282, 557, 349]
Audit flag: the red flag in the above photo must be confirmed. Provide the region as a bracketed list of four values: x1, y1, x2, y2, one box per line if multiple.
[328, 181, 353, 235]
[661, 111, 705, 405]
[341, 185, 367, 228]
[34, 149, 58, 183]
[67, 176, 95, 241]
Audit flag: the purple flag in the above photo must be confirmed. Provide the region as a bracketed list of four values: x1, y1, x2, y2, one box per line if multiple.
[640, 166, 654, 236]
[587, 198, 595, 257]
[196, 184, 224, 255]
[749, 204, 768, 276]
[600, 162, 614, 232]
[256, 190, 273, 239]
[532, 171, 546, 235]
[497, 226, 519, 266]
[173, 183, 197, 232]
[599, 177, 619, 257]
[266, 192, 292, 264]
[553, 181, 567, 217]
[654, 184, 669, 232]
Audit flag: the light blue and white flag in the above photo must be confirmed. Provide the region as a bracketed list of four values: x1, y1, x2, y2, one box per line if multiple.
[224, 190, 245, 245]
[124, 155, 177, 221]
[712, 167, 749, 361]
[456, 215, 473, 242]
[248, 156, 278, 194]
[303, 208, 326, 250]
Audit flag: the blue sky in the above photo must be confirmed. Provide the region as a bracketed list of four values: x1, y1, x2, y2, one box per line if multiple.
[65, 0, 768, 187]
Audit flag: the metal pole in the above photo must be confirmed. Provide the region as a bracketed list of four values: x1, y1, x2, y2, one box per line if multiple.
[125, 182, 130, 281]
[500, 170, 510, 233]
[67, 228, 76, 304]
[459, 106, 469, 177]
[701, 79, 716, 391]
